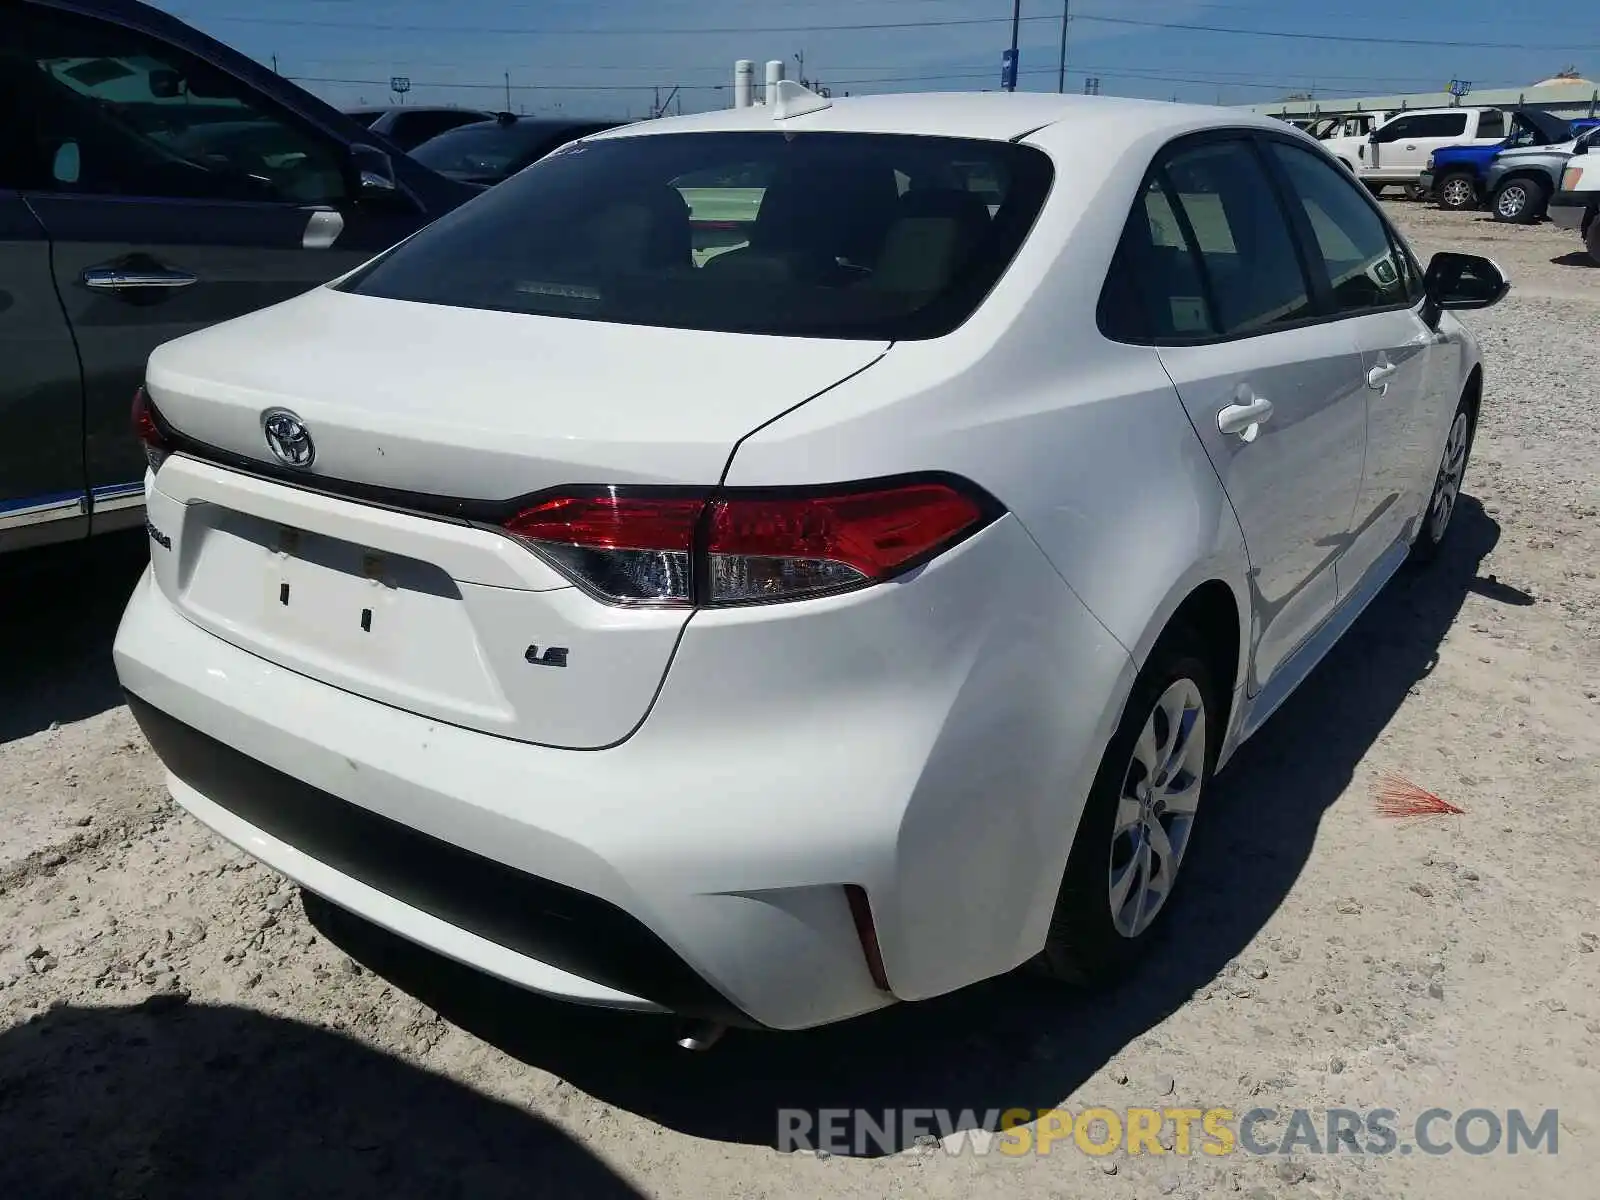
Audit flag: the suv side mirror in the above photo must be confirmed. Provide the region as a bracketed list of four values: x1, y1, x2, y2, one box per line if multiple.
[1422, 251, 1509, 325]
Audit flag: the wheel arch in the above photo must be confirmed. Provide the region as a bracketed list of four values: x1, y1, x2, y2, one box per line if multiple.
[1494, 168, 1553, 193]
[1123, 564, 1251, 764]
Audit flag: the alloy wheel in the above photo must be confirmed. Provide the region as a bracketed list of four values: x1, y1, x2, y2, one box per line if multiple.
[1497, 185, 1528, 220]
[1441, 177, 1474, 208]
[1428, 411, 1470, 543]
[1108, 678, 1207, 939]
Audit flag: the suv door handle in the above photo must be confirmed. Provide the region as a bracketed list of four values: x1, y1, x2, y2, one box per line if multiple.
[83, 267, 198, 292]
[1218, 396, 1274, 441]
[1367, 361, 1400, 391]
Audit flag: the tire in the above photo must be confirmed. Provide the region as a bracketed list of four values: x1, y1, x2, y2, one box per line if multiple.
[1492, 176, 1548, 224]
[1410, 392, 1475, 565]
[1035, 624, 1220, 986]
[1436, 172, 1477, 211]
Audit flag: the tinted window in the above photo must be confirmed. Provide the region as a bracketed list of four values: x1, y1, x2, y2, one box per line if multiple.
[1477, 109, 1506, 140]
[1270, 142, 1411, 313]
[389, 109, 483, 145]
[1099, 176, 1216, 341]
[409, 120, 601, 181]
[1158, 140, 1313, 336]
[3, 5, 346, 204]
[1376, 113, 1469, 142]
[345, 132, 1054, 340]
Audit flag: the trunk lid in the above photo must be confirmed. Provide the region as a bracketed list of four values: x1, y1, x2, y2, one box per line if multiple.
[143, 287, 889, 748]
[146, 285, 889, 497]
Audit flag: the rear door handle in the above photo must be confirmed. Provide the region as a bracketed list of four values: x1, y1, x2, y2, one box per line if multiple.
[83, 267, 198, 292]
[1218, 396, 1273, 441]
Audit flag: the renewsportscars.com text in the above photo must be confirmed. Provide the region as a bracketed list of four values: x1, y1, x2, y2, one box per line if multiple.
[777, 1106, 1560, 1158]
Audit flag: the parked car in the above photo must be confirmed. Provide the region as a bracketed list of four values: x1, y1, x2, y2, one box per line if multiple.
[342, 105, 496, 152]
[407, 113, 627, 187]
[1549, 134, 1600, 264]
[114, 89, 1507, 1035]
[1323, 107, 1509, 192]
[1420, 108, 1586, 212]
[0, 0, 482, 554]
[1483, 121, 1600, 224]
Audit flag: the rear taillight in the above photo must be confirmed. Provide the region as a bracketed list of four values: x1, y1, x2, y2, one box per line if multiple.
[131, 386, 171, 472]
[502, 477, 996, 608]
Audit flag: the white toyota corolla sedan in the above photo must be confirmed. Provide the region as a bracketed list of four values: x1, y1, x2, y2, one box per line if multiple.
[114, 87, 1507, 1036]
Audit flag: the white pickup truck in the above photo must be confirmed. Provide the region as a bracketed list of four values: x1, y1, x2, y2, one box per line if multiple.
[1321, 106, 1511, 192]
[1549, 136, 1600, 264]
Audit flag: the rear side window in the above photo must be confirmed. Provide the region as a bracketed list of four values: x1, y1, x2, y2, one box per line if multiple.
[1477, 110, 1507, 140]
[344, 131, 1054, 340]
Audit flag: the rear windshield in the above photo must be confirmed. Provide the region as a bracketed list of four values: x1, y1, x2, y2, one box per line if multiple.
[343, 131, 1055, 340]
[410, 121, 563, 177]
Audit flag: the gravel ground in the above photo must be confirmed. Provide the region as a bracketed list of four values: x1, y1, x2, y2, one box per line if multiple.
[2, 202, 1597, 1200]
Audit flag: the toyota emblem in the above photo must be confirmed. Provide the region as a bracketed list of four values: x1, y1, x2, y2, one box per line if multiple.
[262, 408, 315, 468]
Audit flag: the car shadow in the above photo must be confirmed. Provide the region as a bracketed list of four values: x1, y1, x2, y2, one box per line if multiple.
[0, 529, 148, 745]
[304, 497, 1507, 1157]
[1550, 251, 1596, 268]
[0, 1000, 648, 1198]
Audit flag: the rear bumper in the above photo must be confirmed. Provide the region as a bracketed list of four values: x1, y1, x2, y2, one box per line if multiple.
[1549, 192, 1590, 230]
[125, 691, 749, 1024]
[115, 514, 1132, 1030]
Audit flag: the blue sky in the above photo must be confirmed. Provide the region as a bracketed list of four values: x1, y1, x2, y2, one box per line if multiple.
[157, 0, 1600, 118]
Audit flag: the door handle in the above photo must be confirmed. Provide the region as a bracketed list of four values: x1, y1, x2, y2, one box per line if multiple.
[1367, 361, 1400, 391]
[1217, 396, 1274, 441]
[82, 267, 198, 292]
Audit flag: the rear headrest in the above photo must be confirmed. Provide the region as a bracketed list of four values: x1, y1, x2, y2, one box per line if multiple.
[894, 187, 994, 228]
[871, 188, 994, 293]
[581, 184, 690, 269]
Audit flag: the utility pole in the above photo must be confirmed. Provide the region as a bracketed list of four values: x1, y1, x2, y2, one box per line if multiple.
[1007, 0, 1021, 92]
[504, 72, 511, 112]
[1056, 2, 1069, 94]
[271, 53, 279, 74]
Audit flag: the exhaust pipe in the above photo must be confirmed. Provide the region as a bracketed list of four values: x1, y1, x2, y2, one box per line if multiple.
[675, 1020, 725, 1052]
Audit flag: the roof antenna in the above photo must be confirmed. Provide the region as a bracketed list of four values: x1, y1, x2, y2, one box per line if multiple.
[771, 78, 831, 120]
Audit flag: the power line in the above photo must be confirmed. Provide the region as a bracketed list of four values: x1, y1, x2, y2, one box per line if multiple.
[189, 8, 1599, 49]
[274, 53, 1508, 91]
[1071, 13, 1598, 50]
[285, 65, 1381, 98]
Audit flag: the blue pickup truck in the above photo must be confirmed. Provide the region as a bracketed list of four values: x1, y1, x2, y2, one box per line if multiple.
[1422, 109, 1600, 212]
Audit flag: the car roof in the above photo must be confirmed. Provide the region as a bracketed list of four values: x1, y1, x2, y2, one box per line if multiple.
[363, 106, 491, 118]
[593, 92, 1289, 145]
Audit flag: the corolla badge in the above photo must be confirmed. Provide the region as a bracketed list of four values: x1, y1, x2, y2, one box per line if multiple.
[262, 408, 315, 468]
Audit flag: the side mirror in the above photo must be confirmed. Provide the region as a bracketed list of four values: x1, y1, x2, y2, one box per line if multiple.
[1422, 252, 1509, 325]
[348, 142, 399, 197]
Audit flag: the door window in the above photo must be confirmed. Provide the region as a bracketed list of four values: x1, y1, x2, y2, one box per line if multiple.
[1477, 109, 1507, 140]
[1268, 141, 1412, 314]
[1157, 140, 1315, 337]
[1375, 113, 1469, 142]
[1100, 139, 1316, 342]
[4, 5, 347, 205]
